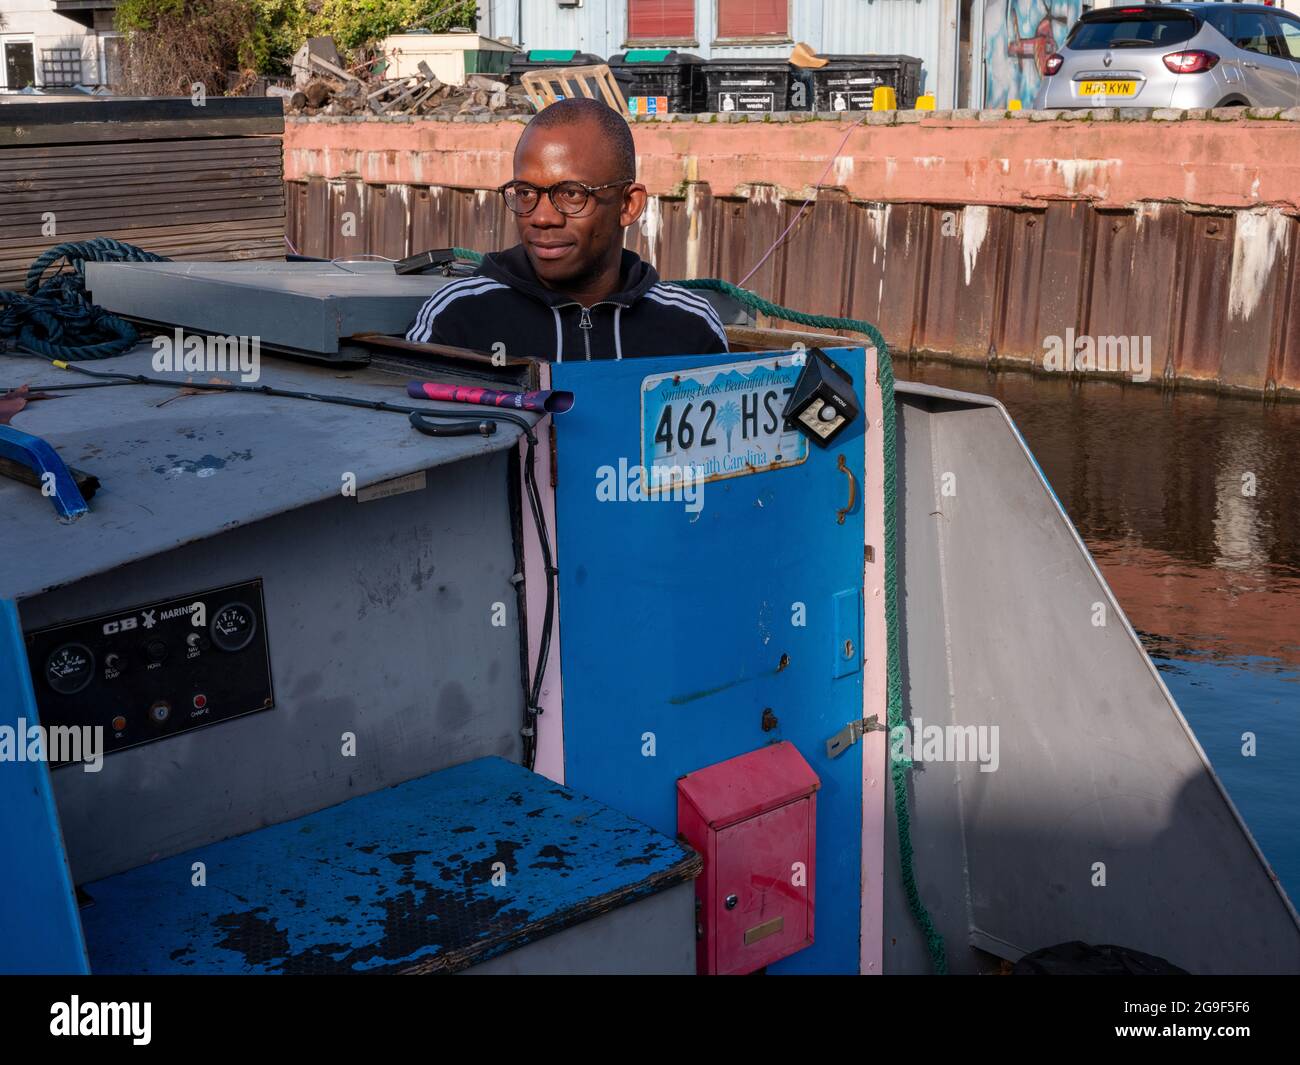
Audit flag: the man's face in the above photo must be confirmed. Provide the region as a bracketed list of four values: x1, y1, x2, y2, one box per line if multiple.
[511, 119, 647, 289]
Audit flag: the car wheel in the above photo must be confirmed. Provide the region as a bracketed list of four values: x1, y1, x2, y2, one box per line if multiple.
[1213, 96, 1250, 107]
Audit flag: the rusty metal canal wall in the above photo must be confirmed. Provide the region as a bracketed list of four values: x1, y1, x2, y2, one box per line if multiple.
[284, 110, 1300, 399]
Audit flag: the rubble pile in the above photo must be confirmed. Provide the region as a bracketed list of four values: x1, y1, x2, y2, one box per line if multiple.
[286, 54, 535, 118]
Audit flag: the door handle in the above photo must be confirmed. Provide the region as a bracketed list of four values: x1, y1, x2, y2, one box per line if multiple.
[835, 453, 857, 525]
[1243, 60, 1260, 69]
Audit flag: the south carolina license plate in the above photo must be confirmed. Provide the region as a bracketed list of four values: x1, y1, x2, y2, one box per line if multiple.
[640, 356, 809, 493]
[1078, 80, 1136, 97]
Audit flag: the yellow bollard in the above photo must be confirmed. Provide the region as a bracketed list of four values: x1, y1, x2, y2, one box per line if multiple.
[872, 86, 897, 111]
[915, 93, 936, 111]
[1008, 98, 1022, 111]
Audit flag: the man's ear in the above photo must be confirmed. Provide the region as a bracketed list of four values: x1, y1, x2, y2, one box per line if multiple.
[620, 183, 648, 228]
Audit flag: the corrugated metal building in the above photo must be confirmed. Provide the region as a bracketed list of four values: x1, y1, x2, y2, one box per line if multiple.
[479, 0, 964, 106]
[478, 1, 1138, 108]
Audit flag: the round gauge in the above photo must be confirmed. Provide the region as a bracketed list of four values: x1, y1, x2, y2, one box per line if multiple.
[45, 643, 96, 695]
[209, 602, 257, 653]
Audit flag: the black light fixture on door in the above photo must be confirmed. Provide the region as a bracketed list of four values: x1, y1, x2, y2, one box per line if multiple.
[782, 348, 860, 447]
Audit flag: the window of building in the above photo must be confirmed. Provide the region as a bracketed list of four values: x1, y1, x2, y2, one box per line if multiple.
[42, 48, 83, 88]
[716, 0, 789, 40]
[627, 0, 696, 41]
[2, 39, 36, 90]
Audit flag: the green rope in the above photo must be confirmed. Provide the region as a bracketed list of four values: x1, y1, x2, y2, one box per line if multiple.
[447, 247, 947, 973]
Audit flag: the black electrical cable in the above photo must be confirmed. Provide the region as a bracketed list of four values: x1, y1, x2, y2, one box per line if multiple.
[1, 380, 139, 392]
[519, 431, 557, 771]
[9, 356, 559, 772]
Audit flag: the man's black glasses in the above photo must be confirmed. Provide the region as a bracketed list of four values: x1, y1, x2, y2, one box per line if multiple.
[500, 179, 634, 217]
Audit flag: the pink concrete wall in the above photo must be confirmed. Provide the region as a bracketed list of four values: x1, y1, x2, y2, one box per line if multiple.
[284, 113, 1300, 213]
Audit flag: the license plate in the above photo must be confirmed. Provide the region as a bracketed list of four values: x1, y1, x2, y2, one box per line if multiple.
[640, 356, 808, 493]
[1078, 80, 1136, 97]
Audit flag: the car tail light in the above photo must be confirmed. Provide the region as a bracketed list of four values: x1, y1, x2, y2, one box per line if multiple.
[1044, 52, 1064, 76]
[1163, 50, 1219, 74]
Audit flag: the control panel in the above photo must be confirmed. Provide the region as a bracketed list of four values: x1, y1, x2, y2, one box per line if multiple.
[24, 579, 274, 764]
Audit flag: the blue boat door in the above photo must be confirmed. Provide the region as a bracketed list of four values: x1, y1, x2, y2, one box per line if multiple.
[551, 348, 869, 974]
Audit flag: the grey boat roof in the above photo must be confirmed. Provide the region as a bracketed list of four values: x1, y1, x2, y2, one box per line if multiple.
[83, 260, 458, 356]
[0, 346, 533, 600]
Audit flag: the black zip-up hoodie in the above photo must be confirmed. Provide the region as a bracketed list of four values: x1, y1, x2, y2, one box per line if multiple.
[405, 245, 729, 361]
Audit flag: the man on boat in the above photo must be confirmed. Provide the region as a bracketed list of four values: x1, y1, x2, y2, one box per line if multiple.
[405, 97, 729, 361]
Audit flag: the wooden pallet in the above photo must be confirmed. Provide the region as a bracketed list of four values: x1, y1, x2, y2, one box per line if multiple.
[520, 63, 629, 116]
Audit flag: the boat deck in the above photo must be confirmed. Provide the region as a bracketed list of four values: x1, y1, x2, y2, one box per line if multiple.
[79, 757, 701, 974]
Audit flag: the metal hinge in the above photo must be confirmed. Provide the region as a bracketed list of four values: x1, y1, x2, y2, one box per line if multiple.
[825, 714, 886, 759]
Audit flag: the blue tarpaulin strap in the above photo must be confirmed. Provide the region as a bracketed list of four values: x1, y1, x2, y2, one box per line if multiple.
[0, 424, 89, 520]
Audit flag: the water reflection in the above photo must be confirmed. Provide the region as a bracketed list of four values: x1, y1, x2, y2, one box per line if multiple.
[897, 361, 1300, 666]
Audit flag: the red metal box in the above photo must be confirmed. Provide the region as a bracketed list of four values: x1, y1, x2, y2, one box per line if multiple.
[677, 741, 819, 975]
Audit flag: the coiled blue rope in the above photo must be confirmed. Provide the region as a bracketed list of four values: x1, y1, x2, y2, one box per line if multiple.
[0, 238, 169, 360]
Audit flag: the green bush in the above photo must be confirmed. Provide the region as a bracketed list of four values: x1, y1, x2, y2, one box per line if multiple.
[116, 0, 477, 79]
[115, 0, 188, 33]
[308, 0, 479, 52]
[247, 0, 309, 73]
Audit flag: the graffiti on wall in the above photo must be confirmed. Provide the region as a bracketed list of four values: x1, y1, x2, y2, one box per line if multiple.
[984, 0, 1081, 107]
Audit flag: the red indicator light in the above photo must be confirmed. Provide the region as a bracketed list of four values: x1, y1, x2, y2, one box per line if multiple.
[192, 694, 208, 709]
[1044, 53, 1064, 76]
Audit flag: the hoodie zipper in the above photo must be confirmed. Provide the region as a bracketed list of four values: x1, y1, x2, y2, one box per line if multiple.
[578, 306, 593, 361]
[557, 301, 621, 361]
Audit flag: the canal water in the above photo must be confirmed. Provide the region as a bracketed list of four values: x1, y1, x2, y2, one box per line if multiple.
[898, 359, 1300, 907]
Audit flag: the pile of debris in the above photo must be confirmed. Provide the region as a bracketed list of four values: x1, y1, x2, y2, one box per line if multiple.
[283, 48, 535, 118]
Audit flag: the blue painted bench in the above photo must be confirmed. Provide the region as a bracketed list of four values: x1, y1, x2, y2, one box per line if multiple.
[79, 757, 701, 974]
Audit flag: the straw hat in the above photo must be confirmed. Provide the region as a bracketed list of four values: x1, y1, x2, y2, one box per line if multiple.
[790, 42, 829, 69]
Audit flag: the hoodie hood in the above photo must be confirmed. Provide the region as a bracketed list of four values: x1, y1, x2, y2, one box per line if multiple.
[477, 244, 660, 308]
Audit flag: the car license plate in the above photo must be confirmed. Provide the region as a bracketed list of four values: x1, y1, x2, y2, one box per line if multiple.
[1078, 80, 1137, 97]
[640, 355, 809, 493]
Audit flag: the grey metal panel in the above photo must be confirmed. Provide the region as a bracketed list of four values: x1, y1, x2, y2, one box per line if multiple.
[485, 0, 942, 78]
[25, 449, 526, 883]
[883, 392, 982, 974]
[462, 880, 696, 975]
[84, 261, 457, 355]
[884, 382, 1300, 974]
[486, 0, 619, 57]
[0, 344, 533, 599]
[792, 0, 942, 98]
